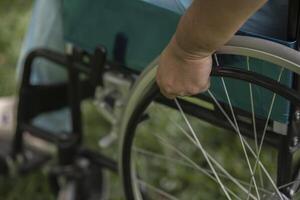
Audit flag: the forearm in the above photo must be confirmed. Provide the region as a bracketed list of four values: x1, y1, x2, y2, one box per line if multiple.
[174, 0, 267, 58]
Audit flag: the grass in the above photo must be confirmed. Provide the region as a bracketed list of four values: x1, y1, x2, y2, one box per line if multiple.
[0, 1, 121, 199]
[0, 171, 54, 200]
[132, 103, 278, 199]
[0, 0, 32, 96]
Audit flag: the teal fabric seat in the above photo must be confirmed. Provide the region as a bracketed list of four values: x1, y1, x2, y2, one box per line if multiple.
[63, 0, 179, 71]
[62, 0, 293, 124]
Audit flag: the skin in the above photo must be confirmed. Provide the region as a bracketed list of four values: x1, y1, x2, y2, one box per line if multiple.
[157, 0, 268, 99]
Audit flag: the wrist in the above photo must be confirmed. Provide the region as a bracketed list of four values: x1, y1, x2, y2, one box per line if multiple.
[169, 36, 211, 62]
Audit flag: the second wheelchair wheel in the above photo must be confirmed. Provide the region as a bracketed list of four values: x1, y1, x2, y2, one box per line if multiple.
[120, 36, 300, 199]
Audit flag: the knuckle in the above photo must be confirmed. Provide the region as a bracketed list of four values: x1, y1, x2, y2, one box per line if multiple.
[164, 85, 174, 94]
[186, 81, 210, 95]
[199, 79, 209, 88]
[188, 86, 201, 95]
[199, 80, 210, 92]
[156, 77, 162, 87]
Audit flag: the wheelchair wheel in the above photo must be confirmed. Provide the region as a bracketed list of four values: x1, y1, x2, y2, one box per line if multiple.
[120, 36, 300, 199]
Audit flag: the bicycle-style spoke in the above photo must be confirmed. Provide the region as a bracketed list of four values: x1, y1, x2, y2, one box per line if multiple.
[136, 105, 251, 198]
[242, 134, 284, 200]
[168, 117, 269, 198]
[138, 179, 179, 200]
[214, 54, 261, 199]
[246, 56, 259, 157]
[251, 67, 285, 184]
[246, 56, 264, 199]
[175, 98, 234, 200]
[134, 146, 250, 198]
[134, 146, 189, 166]
[208, 90, 284, 199]
[244, 67, 285, 200]
[222, 78, 261, 199]
[134, 145, 272, 197]
[149, 131, 247, 200]
[122, 36, 300, 200]
[278, 179, 300, 199]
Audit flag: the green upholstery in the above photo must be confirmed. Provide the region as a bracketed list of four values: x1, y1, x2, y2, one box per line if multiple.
[63, 0, 179, 71]
[63, 0, 292, 124]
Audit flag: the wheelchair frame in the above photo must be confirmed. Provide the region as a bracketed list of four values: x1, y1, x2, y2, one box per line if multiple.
[7, 0, 300, 198]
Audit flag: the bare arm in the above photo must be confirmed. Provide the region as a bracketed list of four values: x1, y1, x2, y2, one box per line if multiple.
[157, 0, 267, 98]
[175, 0, 267, 57]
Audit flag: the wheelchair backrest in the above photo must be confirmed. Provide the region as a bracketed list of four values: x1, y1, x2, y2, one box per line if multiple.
[63, 0, 179, 72]
[62, 0, 300, 125]
[63, 0, 300, 72]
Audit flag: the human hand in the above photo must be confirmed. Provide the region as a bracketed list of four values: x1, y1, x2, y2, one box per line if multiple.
[156, 37, 212, 99]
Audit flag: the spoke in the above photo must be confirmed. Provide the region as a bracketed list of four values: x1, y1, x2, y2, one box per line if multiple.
[151, 132, 245, 200]
[175, 98, 233, 200]
[133, 146, 194, 169]
[247, 56, 260, 174]
[243, 136, 284, 200]
[251, 67, 284, 186]
[278, 180, 300, 190]
[208, 90, 284, 199]
[134, 145, 272, 196]
[214, 53, 260, 199]
[214, 54, 220, 66]
[138, 179, 179, 200]
[221, 77, 260, 199]
[134, 146, 247, 197]
[169, 118, 262, 198]
[246, 56, 264, 199]
[278, 179, 300, 197]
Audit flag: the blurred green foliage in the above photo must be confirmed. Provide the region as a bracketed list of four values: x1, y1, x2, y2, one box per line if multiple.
[0, 2, 119, 199]
[133, 104, 278, 199]
[0, 1, 55, 200]
[0, 0, 33, 96]
[0, 171, 54, 200]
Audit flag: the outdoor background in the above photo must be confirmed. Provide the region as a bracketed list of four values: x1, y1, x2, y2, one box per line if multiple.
[0, 0, 122, 199]
[0, 1, 286, 200]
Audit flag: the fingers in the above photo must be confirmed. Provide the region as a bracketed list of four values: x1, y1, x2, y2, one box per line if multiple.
[160, 88, 176, 99]
[157, 77, 211, 99]
[157, 78, 176, 99]
[156, 48, 212, 99]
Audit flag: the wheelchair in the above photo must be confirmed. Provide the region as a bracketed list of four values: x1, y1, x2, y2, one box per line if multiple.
[5, 0, 300, 199]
